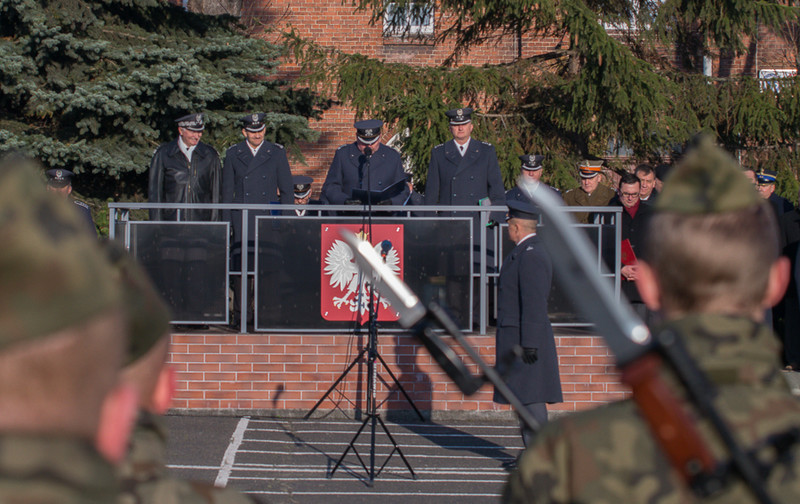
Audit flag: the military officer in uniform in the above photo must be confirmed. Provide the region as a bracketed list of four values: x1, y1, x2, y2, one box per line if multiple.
[0, 154, 136, 502]
[45, 168, 97, 236]
[562, 159, 616, 224]
[757, 168, 793, 219]
[505, 138, 800, 503]
[292, 175, 323, 216]
[496, 200, 562, 447]
[148, 113, 221, 222]
[506, 155, 561, 203]
[320, 119, 409, 210]
[223, 112, 294, 325]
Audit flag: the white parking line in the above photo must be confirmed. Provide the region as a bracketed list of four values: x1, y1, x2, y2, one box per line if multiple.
[215, 416, 250, 487]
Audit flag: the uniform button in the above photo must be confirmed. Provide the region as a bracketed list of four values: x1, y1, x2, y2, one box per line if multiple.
[262, 175, 266, 179]
[262, 192, 266, 196]
[245, 193, 250, 196]
[470, 176, 474, 180]
[453, 194, 457, 197]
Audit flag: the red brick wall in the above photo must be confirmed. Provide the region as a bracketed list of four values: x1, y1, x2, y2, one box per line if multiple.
[168, 332, 630, 413]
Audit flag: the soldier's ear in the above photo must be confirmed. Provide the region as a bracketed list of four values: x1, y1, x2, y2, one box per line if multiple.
[151, 365, 175, 415]
[763, 256, 790, 309]
[95, 382, 138, 464]
[635, 261, 661, 311]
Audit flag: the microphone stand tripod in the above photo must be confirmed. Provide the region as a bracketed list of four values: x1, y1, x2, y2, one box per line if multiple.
[310, 145, 418, 485]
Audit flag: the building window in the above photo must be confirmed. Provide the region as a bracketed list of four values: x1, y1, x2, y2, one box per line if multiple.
[759, 69, 797, 92]
[384, 2, 434, 37]
[602, 0, 662, 32]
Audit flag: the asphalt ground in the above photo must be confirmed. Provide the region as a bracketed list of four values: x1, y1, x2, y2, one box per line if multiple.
[165, 414, 523, 503]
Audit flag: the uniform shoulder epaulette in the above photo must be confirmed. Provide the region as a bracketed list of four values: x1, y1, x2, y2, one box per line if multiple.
[74, 199, 90, 209]
[480, 140, 493, 147]
[274, 143, 284, 150]
[337, 144, 347, 151]
[433, 143, 444, 149]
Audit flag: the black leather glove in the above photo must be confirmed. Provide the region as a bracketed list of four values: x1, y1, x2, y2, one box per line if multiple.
[521, 347, 538, 365]
[344, 199, 361, 205]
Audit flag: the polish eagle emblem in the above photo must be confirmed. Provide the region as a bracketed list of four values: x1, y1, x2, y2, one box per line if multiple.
[323, 238, 400, 314]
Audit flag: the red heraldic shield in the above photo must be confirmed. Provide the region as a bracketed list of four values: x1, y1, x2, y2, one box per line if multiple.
[320, 224, 404, 324]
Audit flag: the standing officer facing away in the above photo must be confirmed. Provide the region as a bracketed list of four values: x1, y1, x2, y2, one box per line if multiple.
[496, 200, 562, 447]
[148, 113, 221, 222]
[45, 168, 97, 236]
[320, 119, 409, 209]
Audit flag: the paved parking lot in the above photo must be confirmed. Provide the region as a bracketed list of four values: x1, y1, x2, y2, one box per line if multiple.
[166, 414, 522, 503]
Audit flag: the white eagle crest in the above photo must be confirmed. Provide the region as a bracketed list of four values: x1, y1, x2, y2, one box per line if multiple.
[324, 239, 400, 314]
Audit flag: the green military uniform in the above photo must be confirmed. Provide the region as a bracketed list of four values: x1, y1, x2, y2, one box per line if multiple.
[117, 413, 257, 504]
[0, 435, 118, 503]
[562, 184, 615, 224]
[504, 314, 800, 503]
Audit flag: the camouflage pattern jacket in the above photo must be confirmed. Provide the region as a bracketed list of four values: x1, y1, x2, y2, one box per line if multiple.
[117, 412, 258, 504]
[505, 314, 800, 503]
[0, 434, 118, 503]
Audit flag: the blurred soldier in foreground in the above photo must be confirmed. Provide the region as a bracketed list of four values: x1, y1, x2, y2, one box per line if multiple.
[506, 155, 561, 203]
[562, 159, 615, 224]
[505, 139, 800, 503]
[496, 200, 562, 447]
[0, 154, 136, 502]
[45, 168, 98, 236]
[106, 245, 259, 504]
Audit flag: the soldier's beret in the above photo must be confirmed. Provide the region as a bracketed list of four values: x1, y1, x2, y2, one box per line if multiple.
[175, 113, 205, 132]
[102, 242, 171, 365]
[293, 175, 313, 198]
[0, 154, 121, 349]
[519, 154, 544, 171]
[506, 200, 539, 221]
[445, 107, 473, 125]
[241, 112, 267, 133]
[756, 169, 777, 185]
[578, 159, 604, 179]
[354, 119, 383, 145]
[45, 168, 74, 188]
[656, 135, 762, 215]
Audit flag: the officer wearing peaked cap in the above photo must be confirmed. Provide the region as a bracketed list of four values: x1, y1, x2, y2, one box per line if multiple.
[506, 136, 800, 503]
[45, 168, 98, 237]
[562, 158, 615, 224]
[292, 175, 323, 216]
[148, 113, 221, 222]
[223, 112, 294, 324]
[756, 168, 793, 219]
[320, 119, 409, 211]
[506, 154, 561, 203]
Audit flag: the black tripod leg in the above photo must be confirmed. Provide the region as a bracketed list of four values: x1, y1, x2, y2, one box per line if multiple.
[376, 351, 426, 421]
[375, 415, 416, 480]
[329, 413, 371, 479]
[305, 347, 368, 419]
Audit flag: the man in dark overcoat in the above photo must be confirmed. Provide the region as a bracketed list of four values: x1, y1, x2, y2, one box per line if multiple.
[222, 112, 294, 324]
[320, 119, 408, 210]
[495, 200, 563, 447]
[148, 113, 221, 222]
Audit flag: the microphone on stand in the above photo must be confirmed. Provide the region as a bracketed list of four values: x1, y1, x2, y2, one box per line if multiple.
[380, 240, 392, 261]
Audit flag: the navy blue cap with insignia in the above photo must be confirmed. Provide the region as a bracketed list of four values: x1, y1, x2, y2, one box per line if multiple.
[175, 113, 205, 132]
[293, 175, 313, 198]
[519, 154, 544, 171]
[354, 119, 383, 145]
[45, 169, 74, 188]
[756, 169, 777, 185]
[445, 107, 473, 125]
[242, 112, 267, 133]
[505, 199, 539, 221]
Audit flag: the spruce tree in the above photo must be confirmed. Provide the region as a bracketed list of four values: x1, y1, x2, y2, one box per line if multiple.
[0, 0, 325, 200]
[288, 0, 800, 196]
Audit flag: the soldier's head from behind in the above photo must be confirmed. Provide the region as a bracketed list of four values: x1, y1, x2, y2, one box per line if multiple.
[45, 168, 74, 197]
[519, 155, 544, 183]
[0, 154, 137, 463]
[505, 200, 539, 244]
[103, 242, 174, 415]
[241, 112, 266, 150]
[638, 136, 788, 320]
[446, 107, 473, 145]
[354, 119, 383, 153]
[578, 159, 604, 194]
[175, 113, 205, 148]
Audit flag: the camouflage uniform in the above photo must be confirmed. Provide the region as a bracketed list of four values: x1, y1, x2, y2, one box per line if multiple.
[505, 314, 800, 503]
[117, 413, 257, 504]
[0, 436, 118, 503]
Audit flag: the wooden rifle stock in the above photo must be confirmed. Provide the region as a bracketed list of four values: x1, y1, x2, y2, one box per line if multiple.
[621, 353, 716, 482]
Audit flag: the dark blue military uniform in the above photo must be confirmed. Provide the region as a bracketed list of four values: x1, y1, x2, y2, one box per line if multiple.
[495, 234, 562, 407]
[320, 143, 408, 207]
[222, 140, 293, 243]
[423, 139, 506, 212]
[506, 184, 561, 203]
[73, 199, 97, 237]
